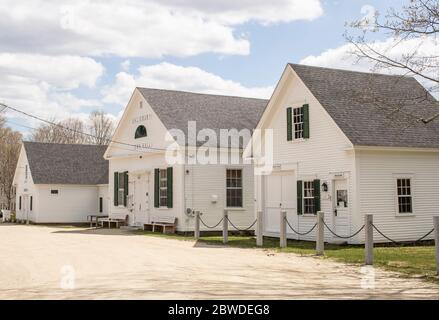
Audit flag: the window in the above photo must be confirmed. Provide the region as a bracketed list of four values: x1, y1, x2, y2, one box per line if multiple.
[30, 196, 33, 211]
[303, 181, 316, 214]
[159, 169, 168, 207]
[19, 196, 22, 210]
[118, 173, 125, 206]
[25, 165, 28, 180]
[99, 197, 103, 213]
[139, 101, 143, 109]
[135, 125, 147, 139]
[397, 178, 413, 214]
[293, 107, 304, 139]
[50, 190, 59, 195]
[226, 169, 243, 208]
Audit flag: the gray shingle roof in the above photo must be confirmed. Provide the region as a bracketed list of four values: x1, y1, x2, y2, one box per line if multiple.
[290, 64, 439, 148]
[23, 142, 108, 185]
[137, 88, 268, 147]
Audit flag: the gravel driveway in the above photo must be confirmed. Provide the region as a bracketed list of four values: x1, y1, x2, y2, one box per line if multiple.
[0, 224, 438, 299]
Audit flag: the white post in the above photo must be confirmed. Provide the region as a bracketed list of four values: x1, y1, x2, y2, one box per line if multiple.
[280, 211, 287, 248]
[365, 214, 374, 265]
[223, 210, 228, 244]
[316, 211, 324, 256]
[194, 211, 200, 240]
[256, 210, 263, 247]
[434, 216, 439, 275]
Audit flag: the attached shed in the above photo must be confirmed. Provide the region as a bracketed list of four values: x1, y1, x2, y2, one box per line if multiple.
[13, 142, 109, 223]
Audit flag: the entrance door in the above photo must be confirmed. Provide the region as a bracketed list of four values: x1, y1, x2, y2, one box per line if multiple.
[333, 179, 350, 237]
[133, 173, 149, 226]
[264, 172, 295, 234]
[22, 195, 30, 223]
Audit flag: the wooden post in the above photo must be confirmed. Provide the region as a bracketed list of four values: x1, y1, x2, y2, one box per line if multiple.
[280, 211, 287, 248]
[316, 211, 324, 256]
[434, 216, 439, 275]
[365, 214, 374, 265]
[194, 211, 200, 240]
[256, 210, 263, 247]
[223, 210, 228, 244]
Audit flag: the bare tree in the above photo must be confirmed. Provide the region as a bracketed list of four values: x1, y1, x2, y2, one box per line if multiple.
[0, 117, 22, 210]
[31, 118, 87, 144]
[87, 111, 114, 145]
[346, 0, 439, 123]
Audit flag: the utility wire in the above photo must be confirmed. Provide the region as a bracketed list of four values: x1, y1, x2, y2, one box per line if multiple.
[0, 102, 168, 152]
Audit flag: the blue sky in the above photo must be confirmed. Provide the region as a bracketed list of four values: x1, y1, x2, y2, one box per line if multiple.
[0, 0, 413, 132]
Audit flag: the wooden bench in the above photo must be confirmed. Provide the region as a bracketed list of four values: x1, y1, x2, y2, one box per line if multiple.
[144, 216, 178, 234]
[99, 214, 129, 229]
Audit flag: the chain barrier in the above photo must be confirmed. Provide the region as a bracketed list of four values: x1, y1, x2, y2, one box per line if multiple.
[199, 216, 224, 229]
[323, 220, 365, 240]
[372, 224, 435, 245]
[226, 217, 257, 232]
[285, 218, 317, 236]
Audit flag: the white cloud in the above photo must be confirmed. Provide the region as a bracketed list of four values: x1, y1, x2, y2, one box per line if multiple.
[300, 36, 439, 79]
[0, 0, 323, 58]
[0, 53, 104, 126]
[0, 53, 104, 89]
[102, 62, 274, 105]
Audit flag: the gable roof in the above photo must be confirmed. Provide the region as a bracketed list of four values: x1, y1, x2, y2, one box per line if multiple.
[289, 64, 439, 149]
[23, 142, 108, 185]
[137, 88, 268, 147]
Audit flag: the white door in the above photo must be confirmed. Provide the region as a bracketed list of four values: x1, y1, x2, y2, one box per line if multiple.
[264, 172, 295, 234]
[22, 195, 30, 223]
[133, 174, 150, 226]
[333, 179, 350, 237]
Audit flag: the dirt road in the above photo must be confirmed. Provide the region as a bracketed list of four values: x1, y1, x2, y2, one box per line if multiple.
[0, 224, 438, 299]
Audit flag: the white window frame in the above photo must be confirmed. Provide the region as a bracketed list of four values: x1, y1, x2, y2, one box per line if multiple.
[303, 180, 315, 215]
[226, 168, 244, 209]
[159, 169, 168, 208]
[393, 174, 415, 216]
[293, 106, 304, 140]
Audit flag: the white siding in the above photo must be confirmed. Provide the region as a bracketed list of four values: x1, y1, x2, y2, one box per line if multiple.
[35, 185, 100, 223]
[184, 162, 255, 232]
[256, 67, 357, 242]
[358, 150, 439, 243]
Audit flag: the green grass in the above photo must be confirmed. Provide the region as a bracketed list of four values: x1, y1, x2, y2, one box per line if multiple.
[138, 231, 438, 282]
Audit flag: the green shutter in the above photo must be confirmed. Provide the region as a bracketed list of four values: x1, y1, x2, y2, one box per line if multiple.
[154, 169, 160, 208]
[313, 179, 321, 213]
[303, 104, 310, 139]
[297, 180, 303, 215]
[113, 172, 119, 206]
[123, 171, 129, 207]
[287, 107, 293, 141]
[167, 167, 173, 208]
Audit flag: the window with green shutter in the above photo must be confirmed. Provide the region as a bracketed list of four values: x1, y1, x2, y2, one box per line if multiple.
[287, 107, 293, 141]
[154, 168, 173, 208]
[297, 180, 303, 215]
[313, 179, 321, 212]
[303, 104, 310, 139]
[114, 172, 119, 206]
[290, 104, 310, 140]
[154, 169, 160, 208]
[167, 167, 173, 208]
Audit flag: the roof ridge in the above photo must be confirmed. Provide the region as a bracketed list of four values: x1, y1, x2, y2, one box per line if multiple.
[23, 141, 108, 147]
[136, 87, 269, 102]
[289, 63, 416, 80]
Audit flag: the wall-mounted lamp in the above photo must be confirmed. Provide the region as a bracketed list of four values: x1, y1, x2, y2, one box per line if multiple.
[322, 182, 329, 192]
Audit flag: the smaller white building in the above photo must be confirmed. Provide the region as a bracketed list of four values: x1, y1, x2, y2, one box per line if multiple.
[13, 142, 109, 223]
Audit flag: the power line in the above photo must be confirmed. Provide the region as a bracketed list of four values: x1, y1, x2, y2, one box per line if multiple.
[0, 102, 167, 152]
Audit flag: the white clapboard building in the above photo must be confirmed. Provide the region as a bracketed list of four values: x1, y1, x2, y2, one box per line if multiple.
[104, 88, 267, 232]
[251, 64, 439, 244]
[13, 142, 109, 223]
